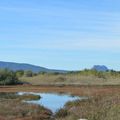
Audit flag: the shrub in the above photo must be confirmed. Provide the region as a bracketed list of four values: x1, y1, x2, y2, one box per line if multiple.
[16, 70, 24, 77]
[24, 70, 33, 77]
[0, 69, 18, 85]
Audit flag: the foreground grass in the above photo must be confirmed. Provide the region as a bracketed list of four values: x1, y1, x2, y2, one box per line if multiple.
[0, 86, 120, 120]
[55, 93, 120, 120]
[0, 93, 52, 120]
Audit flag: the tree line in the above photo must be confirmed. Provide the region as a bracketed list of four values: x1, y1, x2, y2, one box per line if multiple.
[0, 68, 120, 85]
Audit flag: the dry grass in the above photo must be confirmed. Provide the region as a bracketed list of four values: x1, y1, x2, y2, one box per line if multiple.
[0, 93, 52, 120]
[20, 73, 120, 85]
[56, 93, 120, 120]
[0, 85, 120, 120]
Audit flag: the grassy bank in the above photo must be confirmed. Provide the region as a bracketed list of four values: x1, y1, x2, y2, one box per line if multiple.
[0, 93, 52, 120]
[55, 92, 120, 120]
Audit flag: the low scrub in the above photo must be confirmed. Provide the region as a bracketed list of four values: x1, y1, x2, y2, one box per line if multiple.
[0, 69, 19, 85]
[55, 93, 120, 120]
[0, 93, 52, 120]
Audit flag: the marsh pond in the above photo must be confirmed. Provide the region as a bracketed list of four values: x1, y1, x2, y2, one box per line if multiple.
[18, 92, 86, 112]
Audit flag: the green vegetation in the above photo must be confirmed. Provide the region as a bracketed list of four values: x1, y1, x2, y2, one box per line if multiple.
[1, 68, 120, 86]
[15, 70, 24, 77]
[0, 87, 119, 120]
[0, 68, 120, 119]
[24, 70, 33, 77]
[18, 94, 41, 101]
[0, 93, 52, 120]
[55, 109, 70, 118]
[55, 93, 120, 120]
[0, 92, 41, 101]
[0, 69, 19, 85]
[20, 69, 120, 85]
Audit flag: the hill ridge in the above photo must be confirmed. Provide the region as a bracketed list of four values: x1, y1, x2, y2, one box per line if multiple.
[0, 61, 67, 73]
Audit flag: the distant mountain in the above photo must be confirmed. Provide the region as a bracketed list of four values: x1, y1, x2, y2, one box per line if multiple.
[92, 65, 109, 72]
[0, 61, 67, 73]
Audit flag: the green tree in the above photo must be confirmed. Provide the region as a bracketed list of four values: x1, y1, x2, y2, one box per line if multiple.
[0, 69, 18, 85]
[16, 70, 24, 77]
[24, 70, 33, 77]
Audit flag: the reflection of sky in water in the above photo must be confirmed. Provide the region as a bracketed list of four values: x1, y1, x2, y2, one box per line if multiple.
[18, 92, 85, 112]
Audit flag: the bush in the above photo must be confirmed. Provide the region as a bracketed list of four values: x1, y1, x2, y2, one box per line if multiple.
[0, 69, 19, 85]
[24, 70, 33, 77]
[16, 70, 24, 77]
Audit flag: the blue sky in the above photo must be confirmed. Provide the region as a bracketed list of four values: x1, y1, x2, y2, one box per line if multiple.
[0, 0, 120, 70]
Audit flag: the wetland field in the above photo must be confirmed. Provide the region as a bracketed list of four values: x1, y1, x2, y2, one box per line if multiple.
[0, 85, 120, 120]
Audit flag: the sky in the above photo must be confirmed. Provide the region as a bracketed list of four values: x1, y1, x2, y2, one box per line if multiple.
[0, 0, 120, 70]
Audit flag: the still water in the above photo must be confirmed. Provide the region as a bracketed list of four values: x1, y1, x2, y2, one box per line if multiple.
[18, 92, 86, 112]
